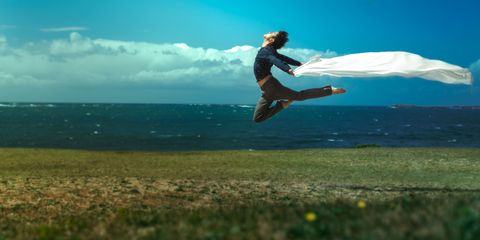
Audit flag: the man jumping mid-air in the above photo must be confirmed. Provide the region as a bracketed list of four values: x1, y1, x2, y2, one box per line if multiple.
[252, 31, 346, 123]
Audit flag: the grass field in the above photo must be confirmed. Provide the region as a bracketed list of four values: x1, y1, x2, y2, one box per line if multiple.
[1, 147, 480, 239]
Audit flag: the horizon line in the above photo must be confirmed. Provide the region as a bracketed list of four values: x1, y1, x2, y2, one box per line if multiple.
[1, 101, 479, 108]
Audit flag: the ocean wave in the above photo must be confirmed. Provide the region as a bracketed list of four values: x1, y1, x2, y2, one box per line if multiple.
[327, 138, 344, 142]
[0, 103, 56, 108]
[0, 104, 16, 108]
[237, 105, 254, 108]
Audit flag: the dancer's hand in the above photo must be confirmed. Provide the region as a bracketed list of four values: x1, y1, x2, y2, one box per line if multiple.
[288, 69, 295, 76]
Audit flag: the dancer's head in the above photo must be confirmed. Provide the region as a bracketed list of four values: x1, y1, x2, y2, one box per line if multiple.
[263, 31, 289, 49]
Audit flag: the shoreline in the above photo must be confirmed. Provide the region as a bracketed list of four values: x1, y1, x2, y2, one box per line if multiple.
[1, 145, 479, 153]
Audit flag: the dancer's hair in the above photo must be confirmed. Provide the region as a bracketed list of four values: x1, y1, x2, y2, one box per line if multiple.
[270, 31, 289, 49]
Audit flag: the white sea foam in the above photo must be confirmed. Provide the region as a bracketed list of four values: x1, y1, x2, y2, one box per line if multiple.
[0, 103, 16, 108]
[0, 103, 56, 108]
[237, 105, 254, 108]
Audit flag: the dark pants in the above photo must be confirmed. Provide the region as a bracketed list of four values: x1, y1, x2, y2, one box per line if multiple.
[252, 76, 332, 123]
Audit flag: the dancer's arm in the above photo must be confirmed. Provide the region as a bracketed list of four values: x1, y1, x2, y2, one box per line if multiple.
[267, 55, 293, 74]
[277, 54, 302, 66]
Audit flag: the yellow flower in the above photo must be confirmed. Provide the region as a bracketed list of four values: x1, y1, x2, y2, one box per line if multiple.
[305, 211, 317, 222]
[357, 200, 367, 209]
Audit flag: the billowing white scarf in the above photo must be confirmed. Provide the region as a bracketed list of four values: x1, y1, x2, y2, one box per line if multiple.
[293, 51, 472, 85]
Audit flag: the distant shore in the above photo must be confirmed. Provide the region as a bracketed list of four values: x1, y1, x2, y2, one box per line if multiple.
[390, 104, 480, 109]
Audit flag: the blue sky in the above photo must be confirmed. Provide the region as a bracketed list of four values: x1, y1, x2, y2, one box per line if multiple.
[0, 0, 479, 105]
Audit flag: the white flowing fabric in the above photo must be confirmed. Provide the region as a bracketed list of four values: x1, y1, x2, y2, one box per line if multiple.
[293, 51, 472, 85]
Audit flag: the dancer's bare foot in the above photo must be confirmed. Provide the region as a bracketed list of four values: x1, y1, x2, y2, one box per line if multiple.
[281, 99, 294, 108]
[332, 87, 346, 94]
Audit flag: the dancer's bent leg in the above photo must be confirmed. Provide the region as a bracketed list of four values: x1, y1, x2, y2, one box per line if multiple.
[252, 96, 285, 123]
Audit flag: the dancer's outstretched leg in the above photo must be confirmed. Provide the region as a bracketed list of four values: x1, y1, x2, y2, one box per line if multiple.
[273, 84, 346, 102]
[283, 87, 345, 107]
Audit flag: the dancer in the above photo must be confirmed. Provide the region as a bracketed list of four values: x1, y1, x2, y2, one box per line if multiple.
[252, 31, 346, 123]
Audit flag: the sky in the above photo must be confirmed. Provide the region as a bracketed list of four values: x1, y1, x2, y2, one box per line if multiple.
[1, 0, 479, 105]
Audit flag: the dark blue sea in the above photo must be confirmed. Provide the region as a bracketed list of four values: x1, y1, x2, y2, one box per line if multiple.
[1, 103, 479, 151]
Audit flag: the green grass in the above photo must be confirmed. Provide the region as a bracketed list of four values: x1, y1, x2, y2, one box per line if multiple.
[0, 147, 480, 239]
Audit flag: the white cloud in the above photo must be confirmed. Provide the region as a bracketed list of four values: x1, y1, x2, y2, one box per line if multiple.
[0, 32, 334, 89]
[0, 35, 6, 49]
[469, 59, 480, 86]
[40, 26, 89, 32]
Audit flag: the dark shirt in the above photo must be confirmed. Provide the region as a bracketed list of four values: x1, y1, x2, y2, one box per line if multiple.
[253, 45, 302, 81]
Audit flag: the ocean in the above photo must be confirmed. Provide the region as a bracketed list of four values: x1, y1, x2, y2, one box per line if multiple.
[1, 103, 479, 151]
